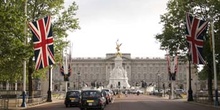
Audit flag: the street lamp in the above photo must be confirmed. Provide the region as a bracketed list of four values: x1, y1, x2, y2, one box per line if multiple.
[73, 82, 76, 89]
[157, 72, 160, 92]
[46, 65, 52, 102]
[187, 53, 193, 101]
[21, 0, 27, 107]
[77, 72, 80, 90]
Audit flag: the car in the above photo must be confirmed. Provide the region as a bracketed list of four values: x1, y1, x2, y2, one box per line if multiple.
[149, 90, 158, 95]
[80, 89, 106, 110]
[134, 90, 144, 94]
[64, 90, 81, 107]
[174, 89, 186, 94]
[101, 89, 114, 101]
[101, 91, 111, 104]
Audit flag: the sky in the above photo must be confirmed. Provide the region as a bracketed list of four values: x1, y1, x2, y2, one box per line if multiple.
[64, 0, 169, 58]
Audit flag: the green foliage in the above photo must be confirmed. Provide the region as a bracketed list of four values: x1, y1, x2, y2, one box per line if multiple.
[198, 67, 208, 80]
[156, 0, 220, 79]
[0, 0, 80, 82]
[156, 0, 191, 56]
[0, 0, 28, 81]
[156, 0, 220, 101]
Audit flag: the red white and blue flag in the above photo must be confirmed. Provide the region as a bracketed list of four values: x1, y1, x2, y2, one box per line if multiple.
[29, 16, 55, 70]
[174, 56, 178, 73]
[68, 64, 71, 77]
[60, 64, 64, 76]
[59, 63, 71, 81]
[166, 55, 171, 73]
[186, 13, 208, 64]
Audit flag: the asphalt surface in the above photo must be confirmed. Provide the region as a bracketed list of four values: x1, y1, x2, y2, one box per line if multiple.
[11, 94, 220, 110]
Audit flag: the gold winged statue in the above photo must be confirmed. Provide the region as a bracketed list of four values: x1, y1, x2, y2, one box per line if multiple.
[116, 39, 122, 57]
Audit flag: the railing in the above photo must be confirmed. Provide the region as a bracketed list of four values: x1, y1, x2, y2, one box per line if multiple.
[0, 95, 47, 109]
[0, 91, 66, 109]
[194, 93, 220, 105]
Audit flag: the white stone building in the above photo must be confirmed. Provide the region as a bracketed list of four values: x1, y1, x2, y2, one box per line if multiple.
[52, 53, 190, 92]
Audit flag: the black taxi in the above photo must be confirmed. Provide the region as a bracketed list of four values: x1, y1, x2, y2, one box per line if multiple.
[64, 90, 81, 107]
[80, 89, 106, 110]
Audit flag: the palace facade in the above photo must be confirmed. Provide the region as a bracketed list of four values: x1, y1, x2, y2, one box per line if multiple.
[52, 53, 193, 92]
[0, 53, 200, 96]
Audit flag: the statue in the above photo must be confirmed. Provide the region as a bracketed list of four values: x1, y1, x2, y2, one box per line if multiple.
[116, 39, 122, 57]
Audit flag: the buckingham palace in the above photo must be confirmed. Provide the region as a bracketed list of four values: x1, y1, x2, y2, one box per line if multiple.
[51, 53, 196, 92]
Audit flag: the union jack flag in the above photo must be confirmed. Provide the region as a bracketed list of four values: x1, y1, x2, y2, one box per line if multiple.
[60, 64, 64, 76]
[29, 16, 55, 70]
[166, 55, 171, 73]
[59, 63, 71, 81]
[186, 13, 208, 64]
[167, 55, 177, 81]
[68, 64, 71, 77]
[174, 56, 178, 73]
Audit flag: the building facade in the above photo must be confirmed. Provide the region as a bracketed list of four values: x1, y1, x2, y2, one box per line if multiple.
[0, 53, 200, 96]
[52, 53, 189, 91]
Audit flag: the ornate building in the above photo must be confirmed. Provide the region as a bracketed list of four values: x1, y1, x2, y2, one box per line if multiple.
[52, 53, 189, 91]
[0, 53, 198, 97]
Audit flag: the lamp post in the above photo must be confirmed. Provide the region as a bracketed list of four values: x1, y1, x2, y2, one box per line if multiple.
[77, 72, 80, 90]
[157, 72, 160, 92]
[209, 18, 219, 106]
[163, 83, 165, 97]
[73, 82, 76, 89]
[46, 65, 52, 102]
[187, 53, 193, 101]
[21, 0, 27, 107]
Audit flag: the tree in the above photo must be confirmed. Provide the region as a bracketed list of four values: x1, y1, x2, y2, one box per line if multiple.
[26, 0, 80, 98]
[156, 0, 220, 102]
[0, 0, 29, 82]
[0, 0, 80, 98]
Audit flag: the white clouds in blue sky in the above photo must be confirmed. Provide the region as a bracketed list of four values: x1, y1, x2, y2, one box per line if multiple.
[65, 0, 169, 58]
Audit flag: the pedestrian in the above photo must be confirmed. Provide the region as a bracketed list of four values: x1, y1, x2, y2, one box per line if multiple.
[125, 90, 128, 97]
[137, 91, 140, 96]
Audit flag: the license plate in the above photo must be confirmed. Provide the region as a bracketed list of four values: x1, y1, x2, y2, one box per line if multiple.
[87, 100, 94, 103]
[88, 103, 92, 106]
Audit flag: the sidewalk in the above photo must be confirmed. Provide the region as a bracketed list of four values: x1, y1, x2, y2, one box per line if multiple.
[7, 99, 63, 110]
[159, 95, 220, 109]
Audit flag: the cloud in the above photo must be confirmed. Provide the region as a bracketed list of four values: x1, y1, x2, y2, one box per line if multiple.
[65, 0, 168, 58]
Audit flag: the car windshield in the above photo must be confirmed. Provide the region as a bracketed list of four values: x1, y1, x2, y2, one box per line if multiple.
[101, 91, 107, 96]
[67, 91, 80, 97]
[82, 91, 101, 98]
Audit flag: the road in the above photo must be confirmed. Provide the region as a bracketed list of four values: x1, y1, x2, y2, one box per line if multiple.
[25, 94, 219, 110]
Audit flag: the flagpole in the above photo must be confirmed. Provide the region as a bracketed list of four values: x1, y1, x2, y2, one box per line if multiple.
[187, 53, 193, 101]
[21, 0, 27, 107]
[65, 49, 68, 92]
[210, 19, 219, 106]
[170, 56, 174, 99]
[46, 65, 52, 102]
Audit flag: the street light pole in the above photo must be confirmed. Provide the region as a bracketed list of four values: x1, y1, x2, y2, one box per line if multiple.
[210, 19, 219, 106]
[187, 54, 193, 101]
[77, 72, 80, 90]
[21, 0, 27, 107]
[157, 72, 160, 92]
[46, 65, 52, 102]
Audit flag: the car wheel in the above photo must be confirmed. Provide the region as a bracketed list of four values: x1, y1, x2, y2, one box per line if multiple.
[80, 108, 84, 110]
[100, 107, 105, 110]
[65, 104, 68, 108]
